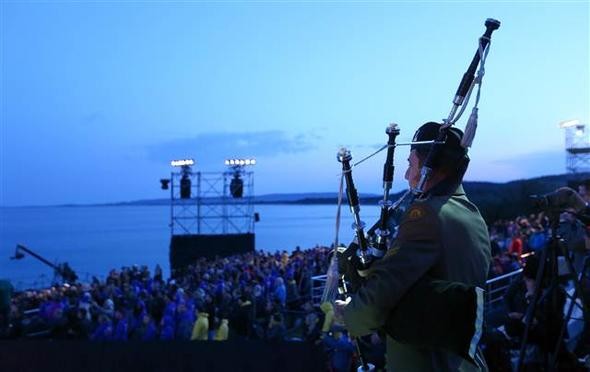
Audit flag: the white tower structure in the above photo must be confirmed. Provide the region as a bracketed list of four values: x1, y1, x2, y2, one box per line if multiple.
[560, 119, 590, 174]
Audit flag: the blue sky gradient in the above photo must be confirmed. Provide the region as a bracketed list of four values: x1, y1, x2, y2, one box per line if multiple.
[1, 1, 588, 206]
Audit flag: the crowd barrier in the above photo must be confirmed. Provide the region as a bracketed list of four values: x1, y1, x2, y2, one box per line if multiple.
[311, 268, 524, 313]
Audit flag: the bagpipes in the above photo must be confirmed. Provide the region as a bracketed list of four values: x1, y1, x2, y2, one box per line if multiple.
[322, 19, 500, 370]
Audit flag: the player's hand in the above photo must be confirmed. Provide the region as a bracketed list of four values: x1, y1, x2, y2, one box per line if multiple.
[334, 296, 351, 324]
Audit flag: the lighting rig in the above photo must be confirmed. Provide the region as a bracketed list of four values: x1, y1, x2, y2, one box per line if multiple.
[224, 158, 256, 199]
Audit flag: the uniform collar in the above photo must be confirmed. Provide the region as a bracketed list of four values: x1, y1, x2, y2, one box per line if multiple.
[426, 177, 464, 197]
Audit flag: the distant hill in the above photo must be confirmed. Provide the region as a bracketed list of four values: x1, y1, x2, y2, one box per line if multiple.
[366, 173, 589, 223]
[462, 173, 590, 222]
[102, 192, 382, 207]
[98, 173, 588, 223]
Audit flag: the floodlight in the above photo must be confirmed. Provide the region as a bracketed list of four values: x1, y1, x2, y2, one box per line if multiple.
[224, 158, 257, 168]
[170, 159, 195, 167]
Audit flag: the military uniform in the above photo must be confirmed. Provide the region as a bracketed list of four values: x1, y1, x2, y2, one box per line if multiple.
[343, 182, 491, 371]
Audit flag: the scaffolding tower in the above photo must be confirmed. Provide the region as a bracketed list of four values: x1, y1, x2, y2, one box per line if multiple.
[561, 119, 590, 174]
[168, 170, 255, 236]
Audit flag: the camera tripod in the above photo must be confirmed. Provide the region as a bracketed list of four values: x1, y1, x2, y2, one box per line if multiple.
[516, 211, 590, 371]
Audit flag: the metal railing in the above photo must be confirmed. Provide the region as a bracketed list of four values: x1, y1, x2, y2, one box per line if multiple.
[311, 268, 524, 310]
[311, 275, 328, 306]
[485, 269, 522, 310]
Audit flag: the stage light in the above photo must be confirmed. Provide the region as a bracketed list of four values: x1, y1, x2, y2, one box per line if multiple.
[230, 174, 244, 198]
[169, 159, 194, 199]
[171, 159, 195, 167]
[225, 158, 255, 198]
[180, 174, 191, 199]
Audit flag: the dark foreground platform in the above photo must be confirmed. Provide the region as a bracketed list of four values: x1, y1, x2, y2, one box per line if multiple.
[0, 340, 327, 372]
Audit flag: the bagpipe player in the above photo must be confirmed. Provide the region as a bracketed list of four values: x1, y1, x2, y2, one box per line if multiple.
[336, 122, 492, 371]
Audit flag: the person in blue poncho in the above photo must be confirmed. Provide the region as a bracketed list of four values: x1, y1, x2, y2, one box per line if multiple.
[273, 277, 286, 308]
[159, 314, 175, 341]
[113, 309, 128, 341]
[91, 314, 114, 341]
[322, 326, 355, 372]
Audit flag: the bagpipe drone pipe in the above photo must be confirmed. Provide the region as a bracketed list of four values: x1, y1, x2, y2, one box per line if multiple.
[322, 19, 500, 368]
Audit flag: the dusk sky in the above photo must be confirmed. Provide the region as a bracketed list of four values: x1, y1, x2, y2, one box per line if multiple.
[1, 1, 588, 206]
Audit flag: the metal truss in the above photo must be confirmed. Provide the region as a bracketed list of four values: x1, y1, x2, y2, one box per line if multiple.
[169, 170, 254, 236]
[564, 124, 590, 174]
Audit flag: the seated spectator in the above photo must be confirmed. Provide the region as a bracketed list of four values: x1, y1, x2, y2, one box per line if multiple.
[509, 232, 523, 259]
[92, 314, 114, 341]
[273, 278, 286, 308]
[191, 310, 209, 341]
[159, 315, 175, 341]
[131, 314, 157, 341]
[113, 309, 128, 341]
[175, 302, 194, 340]
[319, 301, 335, 335]
[303, 308, 321, 342]
[267, 312, 285, 342]
[215, 318, 229, 341]
[322, 326, 355, 372]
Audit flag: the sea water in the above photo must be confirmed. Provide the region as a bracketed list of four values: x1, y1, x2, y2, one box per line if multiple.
[0, 204, 380, 289]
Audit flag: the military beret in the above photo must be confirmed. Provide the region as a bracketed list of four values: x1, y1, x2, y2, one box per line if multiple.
[411, 122, 468, 169]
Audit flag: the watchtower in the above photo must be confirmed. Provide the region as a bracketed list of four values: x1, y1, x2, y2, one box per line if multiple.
[560, 119, 590, 174]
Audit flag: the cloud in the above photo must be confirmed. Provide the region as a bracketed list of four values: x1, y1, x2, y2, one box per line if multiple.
[146, 131, 315, 165]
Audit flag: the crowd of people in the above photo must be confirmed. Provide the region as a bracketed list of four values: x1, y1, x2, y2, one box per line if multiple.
[3, 247, 333, 343]
[487, 208, 590, 280]
[2, 208, 589, 371]
[2, 216, 564, 341]
[487, 213, 550, 278]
